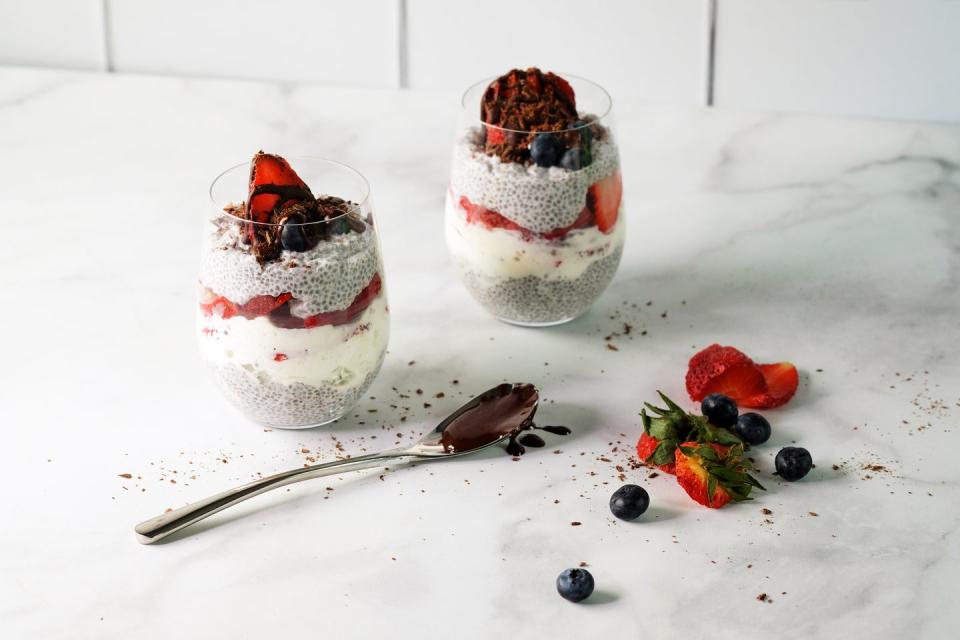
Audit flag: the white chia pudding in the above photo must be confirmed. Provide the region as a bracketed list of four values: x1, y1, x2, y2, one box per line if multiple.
[198, 153, 388, 428]
[446, 128, 625, 326]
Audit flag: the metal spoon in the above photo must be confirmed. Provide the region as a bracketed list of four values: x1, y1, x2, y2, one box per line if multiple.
[134, 382, 538, 544]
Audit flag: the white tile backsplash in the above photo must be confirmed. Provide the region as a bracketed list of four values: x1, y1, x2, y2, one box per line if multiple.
[105, 0, 401, 87]
[405, 0, 711, 105]
[0, 0, 105, 70]
[714, 0, 960, 122]
[2, 0, 958, 122]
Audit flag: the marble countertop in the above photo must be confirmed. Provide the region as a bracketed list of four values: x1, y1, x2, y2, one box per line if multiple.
[2, 67, 958, 639]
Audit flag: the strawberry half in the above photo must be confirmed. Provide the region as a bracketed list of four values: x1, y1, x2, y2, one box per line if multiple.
[742, 362, 799, 409]
[674, 441, 764, 508]
[686, 344, 766, 403]
[587, 171, 622, 234]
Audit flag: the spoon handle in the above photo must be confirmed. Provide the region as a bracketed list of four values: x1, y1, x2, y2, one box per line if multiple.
[134, 451, 403, 544]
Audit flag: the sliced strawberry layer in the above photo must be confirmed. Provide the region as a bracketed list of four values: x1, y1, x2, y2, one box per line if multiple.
[742, 362, 799, 409]
[199, 273, 383, 329]
[457, 193, 597, 241]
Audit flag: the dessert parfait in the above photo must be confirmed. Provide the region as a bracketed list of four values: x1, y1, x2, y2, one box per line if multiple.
[198, 152, 388, 428]
[446, 68, 624, 326]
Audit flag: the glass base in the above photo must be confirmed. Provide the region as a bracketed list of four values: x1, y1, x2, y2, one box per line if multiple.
[258, 415, 341, 430]
[496, 314, 580, 328]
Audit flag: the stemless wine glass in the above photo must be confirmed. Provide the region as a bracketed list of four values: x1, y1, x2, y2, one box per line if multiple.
[198, 157, 389, 428]
[445, 72, 625, 326]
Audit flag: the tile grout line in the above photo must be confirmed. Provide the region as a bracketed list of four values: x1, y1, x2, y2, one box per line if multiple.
[101, 0, 115, 72]
[706, 0, 717, 106]
[397, 0, 408, 89]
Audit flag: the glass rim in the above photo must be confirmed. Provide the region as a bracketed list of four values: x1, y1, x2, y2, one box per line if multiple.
[209, 156, 371, 227]
[459, 71, 613, 135]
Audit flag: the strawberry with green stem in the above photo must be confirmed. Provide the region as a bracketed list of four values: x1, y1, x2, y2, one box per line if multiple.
[636, 391, 742, 474]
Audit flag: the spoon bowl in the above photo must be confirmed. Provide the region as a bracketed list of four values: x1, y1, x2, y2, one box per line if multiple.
[134, 382, 539, 544]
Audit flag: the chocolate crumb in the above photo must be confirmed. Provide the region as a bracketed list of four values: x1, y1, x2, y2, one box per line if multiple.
[761, 508, 773, 515]
[756, 593, 768, 602]
[571, 521, 582, 526]
[118, 473, 132, 479]
[809, 511, 819, 517]
[606, 343, 619, 351]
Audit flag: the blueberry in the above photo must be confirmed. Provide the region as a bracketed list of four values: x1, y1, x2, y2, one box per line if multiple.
[327, 215, 352, 235]
[529, 133, 564, 167]
[280, 212, 309, 252]
[609, 484, 649, 520]
[560, 147, 587, 171]
[735, 412, 771, 445]
[556, 568, 594, 602]
[570, 119, 592, 145]
[775, 447, 812, 481]
[701, 393, 738, 428]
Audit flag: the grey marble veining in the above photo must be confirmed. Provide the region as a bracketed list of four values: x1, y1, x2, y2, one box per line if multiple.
[0, 67, 958, 639]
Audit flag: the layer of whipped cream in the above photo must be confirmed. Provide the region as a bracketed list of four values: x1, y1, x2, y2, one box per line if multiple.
[444, 192, 625, 282]
[449, 131, 620, 233]
[198, 293, 389, 389]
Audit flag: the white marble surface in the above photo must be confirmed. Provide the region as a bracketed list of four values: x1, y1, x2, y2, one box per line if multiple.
[1, 67, 959, 639]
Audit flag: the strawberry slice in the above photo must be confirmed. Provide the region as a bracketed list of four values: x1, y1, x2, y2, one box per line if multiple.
[303, 273, 382, 328]
[238, 292, 293, 319]
[459, 195, 528, 237]
[551, 74, 575, 105]
[742, 362, 799, 409]
[485, 126, 506, 146]
[247, 151, 312, 223]
[587, 172, 622, 234]
[199, 290, 238, 319]
[686, 344, 766, 403]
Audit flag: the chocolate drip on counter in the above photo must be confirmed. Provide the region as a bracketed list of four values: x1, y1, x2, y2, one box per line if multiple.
[518, 433, 546, 448]
[540, 425, 572, 435]
[506, 423, 572, 457]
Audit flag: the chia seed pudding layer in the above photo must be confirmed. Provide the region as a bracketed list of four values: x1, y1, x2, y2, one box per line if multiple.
[453, 246, 623, 325]
[208, 358, 384, 428]
[200, 216, 381, 317]
[450, 129, 620, 233]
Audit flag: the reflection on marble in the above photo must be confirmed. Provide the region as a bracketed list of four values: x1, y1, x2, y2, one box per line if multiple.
[0, 67, 958, 639]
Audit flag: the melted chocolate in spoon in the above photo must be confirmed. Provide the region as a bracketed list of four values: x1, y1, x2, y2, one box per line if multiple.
[440, 383, 539, 453]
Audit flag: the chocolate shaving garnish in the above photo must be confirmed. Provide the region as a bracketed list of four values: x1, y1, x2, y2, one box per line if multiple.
[480, 68, 578, 163]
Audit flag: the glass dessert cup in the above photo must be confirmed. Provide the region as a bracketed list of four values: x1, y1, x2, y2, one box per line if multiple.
[198, 157, 389, 428]
[445, 71, 625, 327]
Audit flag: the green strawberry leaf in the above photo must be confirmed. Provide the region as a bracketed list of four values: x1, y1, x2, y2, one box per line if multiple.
[647, 418, 676, 441]
[649, 440, 677, 466]
[707, 475, 717, 503]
